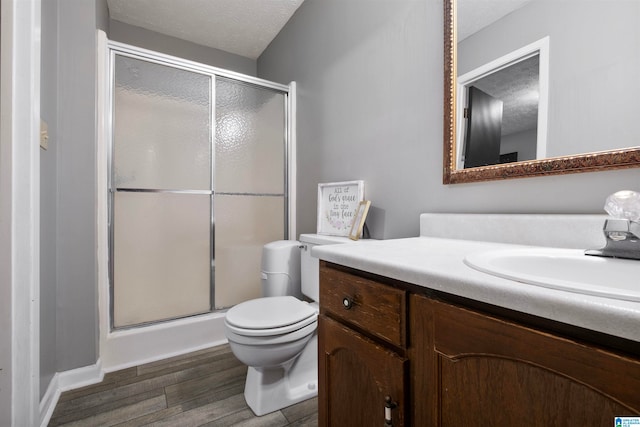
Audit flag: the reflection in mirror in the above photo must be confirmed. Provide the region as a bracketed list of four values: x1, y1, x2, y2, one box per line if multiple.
[462, 85, 505, 168]
[457, 38, 548, 169]
[444, 0, 640, 184]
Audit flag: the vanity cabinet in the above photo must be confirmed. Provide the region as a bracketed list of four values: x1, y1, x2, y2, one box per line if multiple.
[318, 263, 408, 426]
[319, 262, 640, 427]
[413, 295, 640, 426]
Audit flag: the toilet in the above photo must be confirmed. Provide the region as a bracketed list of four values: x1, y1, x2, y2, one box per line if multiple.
[224, 234, 351, 416]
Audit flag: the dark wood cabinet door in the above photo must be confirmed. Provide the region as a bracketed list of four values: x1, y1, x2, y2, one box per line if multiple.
[431, 299, 640, 427]
[318, 315, 407, 427]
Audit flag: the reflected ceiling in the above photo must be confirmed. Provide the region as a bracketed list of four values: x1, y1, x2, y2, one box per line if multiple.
[457, 0, 533, 41]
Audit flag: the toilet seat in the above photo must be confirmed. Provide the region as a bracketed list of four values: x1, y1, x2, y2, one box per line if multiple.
[225, 296, 318, 337]
[225, 321, 317, 346]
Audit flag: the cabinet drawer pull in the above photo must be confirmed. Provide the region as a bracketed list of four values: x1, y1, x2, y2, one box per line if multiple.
[384, 395, 396, 425]
[342, 297, 354, 310]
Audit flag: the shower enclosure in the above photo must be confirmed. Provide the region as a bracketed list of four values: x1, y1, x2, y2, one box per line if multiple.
[108, 42, 293, 329]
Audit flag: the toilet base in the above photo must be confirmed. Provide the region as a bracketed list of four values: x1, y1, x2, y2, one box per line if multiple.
[244, 334, 318, 416]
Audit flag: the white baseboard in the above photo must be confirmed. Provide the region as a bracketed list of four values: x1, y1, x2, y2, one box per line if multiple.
[104, 337, 229, 374]
[39, 313, 228, 426]
[39, 360, 103, 427]
[101, 312, 228, 372]
[58, 358, 104, 392]
[39, 374, 59, 427]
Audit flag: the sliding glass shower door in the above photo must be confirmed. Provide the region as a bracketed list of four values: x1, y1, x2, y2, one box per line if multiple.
[110, 50, 289, 328]
[214, 77, 287, 309]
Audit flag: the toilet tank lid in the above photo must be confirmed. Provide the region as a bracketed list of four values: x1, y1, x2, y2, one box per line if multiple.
[299, 234, 353, 245]
[263, 240, 300, 250]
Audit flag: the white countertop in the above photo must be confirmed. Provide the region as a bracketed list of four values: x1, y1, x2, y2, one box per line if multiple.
[312, 236, 640, 342]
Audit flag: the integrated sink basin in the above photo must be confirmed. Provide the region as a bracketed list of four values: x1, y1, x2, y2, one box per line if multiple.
[464, 247, 640, 302]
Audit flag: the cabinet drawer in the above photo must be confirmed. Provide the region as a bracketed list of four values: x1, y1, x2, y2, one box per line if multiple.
[320, 264, 406, 347]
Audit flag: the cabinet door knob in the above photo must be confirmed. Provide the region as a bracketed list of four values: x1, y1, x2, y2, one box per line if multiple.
[342, 297, 353, 310]
[384, 395, 397, 425]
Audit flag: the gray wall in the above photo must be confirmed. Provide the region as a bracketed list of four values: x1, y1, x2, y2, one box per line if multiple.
[96, 0, 110, 33]
[259, 0, 437, 238]
[40, 0, 102, 401]
[259, 0, 640, 239]
[0, 1, 9, 422]
[109, 20, 257, 76]
[458, 0, 639, 157]
[501, 129, 536, 161]
[56, 0, 99, 372]
[40, 0, 59, 398]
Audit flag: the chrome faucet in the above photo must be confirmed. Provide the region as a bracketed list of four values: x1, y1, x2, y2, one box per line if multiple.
[585, 218, 640, 260]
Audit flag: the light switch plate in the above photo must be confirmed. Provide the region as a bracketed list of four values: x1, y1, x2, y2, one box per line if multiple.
[40, 119, 49, 150]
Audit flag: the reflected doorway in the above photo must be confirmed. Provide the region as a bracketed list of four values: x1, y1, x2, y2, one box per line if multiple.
[456, 37, 549, 169]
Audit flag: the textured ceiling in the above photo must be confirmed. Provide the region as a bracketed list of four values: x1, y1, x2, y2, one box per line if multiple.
[107, 0, 305, 59]
[473, 55, 539, 136]
[458, 0, 533, 41]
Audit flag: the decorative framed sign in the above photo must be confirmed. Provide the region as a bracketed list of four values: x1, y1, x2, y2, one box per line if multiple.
[317, 180, 365, 236]
[349, 200, 371, 240]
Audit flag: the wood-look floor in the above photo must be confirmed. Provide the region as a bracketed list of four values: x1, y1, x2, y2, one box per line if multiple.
[48, 344, 318, 426]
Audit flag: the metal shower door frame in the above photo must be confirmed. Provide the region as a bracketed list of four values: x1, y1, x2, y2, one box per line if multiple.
[107, 41, 293, 330]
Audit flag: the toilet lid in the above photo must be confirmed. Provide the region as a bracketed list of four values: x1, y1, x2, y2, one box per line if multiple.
[225, 296, 317, 330]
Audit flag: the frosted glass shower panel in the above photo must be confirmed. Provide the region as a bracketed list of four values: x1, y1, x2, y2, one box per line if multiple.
[214, 194, 285, 308]
[113, 192, 211, 327]
[215, 77, 285, 194]
[108, 45, 291, 330]
[113, 56, 211, 190]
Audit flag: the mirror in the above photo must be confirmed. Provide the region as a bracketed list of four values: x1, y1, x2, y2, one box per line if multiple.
[444, 0, 640, 184]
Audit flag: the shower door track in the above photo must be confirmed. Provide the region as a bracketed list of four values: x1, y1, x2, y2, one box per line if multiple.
[114, 189, 285, 197]
[114, 189, 213, 195]
[109, 41, 290, 92]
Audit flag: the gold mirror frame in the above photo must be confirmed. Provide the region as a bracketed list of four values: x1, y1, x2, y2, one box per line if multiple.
[443, 0, 640, 184]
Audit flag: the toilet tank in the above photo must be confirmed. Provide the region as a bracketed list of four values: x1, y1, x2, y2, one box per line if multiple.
[299, 234, 353, 302]
[261, 240, 302, 299]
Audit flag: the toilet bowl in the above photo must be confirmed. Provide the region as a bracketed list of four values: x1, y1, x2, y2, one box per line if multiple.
[225, 296, 318, 368]
[223, 235, 351, 416]
[226, 296, 319, 415]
